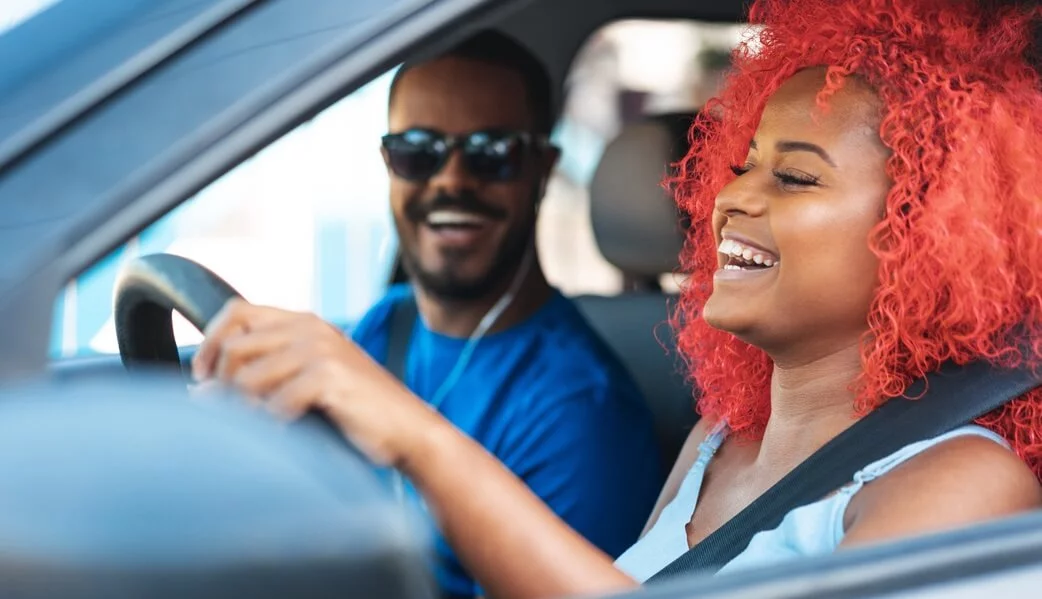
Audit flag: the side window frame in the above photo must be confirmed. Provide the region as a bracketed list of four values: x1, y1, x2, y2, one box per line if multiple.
[49, 70, 401, 359]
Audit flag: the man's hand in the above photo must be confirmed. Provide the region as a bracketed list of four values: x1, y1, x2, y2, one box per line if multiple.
[192, 298, 438, 467]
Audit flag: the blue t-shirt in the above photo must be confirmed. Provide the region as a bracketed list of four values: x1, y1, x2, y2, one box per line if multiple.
[351, 284, 663, 597]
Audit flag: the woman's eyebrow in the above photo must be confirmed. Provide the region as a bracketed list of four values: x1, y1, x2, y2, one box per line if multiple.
[778, 141, 837, 166]
[749, 139, 837, 167]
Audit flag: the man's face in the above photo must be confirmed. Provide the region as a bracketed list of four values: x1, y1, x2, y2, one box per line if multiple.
[384, 57, 555, 301]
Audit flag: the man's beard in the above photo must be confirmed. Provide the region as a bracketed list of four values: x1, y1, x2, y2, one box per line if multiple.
[398, 190, 537, 302]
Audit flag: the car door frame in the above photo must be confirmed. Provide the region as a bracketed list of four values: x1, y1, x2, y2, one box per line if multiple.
[629, 510, 1042, 599]
[0, 0, 520, 378]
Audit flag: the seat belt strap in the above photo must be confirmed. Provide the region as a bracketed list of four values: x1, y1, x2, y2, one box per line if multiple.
[648, 358, 1042, 581]
[385, 295, 418, 383]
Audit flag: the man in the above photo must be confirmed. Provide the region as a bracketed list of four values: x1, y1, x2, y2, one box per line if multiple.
[198, 31, 664, 599]
[355, 30, 662, 597]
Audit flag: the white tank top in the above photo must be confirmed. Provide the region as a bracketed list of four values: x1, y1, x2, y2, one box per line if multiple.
[614, 422, 1010, 581]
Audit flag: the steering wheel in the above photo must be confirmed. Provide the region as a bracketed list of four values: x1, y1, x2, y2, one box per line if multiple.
[114, 253, 241, 372]
[112, 253, 361, 455]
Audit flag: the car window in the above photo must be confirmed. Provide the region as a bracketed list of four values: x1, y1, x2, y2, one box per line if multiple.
[49, 70, 398, 358]
[0, 0, 60, 34]
[540, 19, 746, 295]
[48, 18, 748, 358]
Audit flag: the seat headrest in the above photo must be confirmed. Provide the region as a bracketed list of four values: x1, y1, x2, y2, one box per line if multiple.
[590, 113, 694, 278]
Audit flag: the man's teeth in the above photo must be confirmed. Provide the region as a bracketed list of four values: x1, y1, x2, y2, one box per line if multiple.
[426, 210, 487, 226]
[718, 238, 778, 267]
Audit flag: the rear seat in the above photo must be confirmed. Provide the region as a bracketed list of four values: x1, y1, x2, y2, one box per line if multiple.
[574, 113, 699, 469]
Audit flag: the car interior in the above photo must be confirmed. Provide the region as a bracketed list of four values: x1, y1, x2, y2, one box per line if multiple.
[49, 0, 734, 469]
[6, 0, 1042, 597]
[578, 111, 699, 466]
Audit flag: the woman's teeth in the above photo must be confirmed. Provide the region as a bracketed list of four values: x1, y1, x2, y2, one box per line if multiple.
[718, 238, 778, 269]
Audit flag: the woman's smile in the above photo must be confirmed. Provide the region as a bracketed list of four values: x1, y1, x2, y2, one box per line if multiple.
[715, 234, 780, 281]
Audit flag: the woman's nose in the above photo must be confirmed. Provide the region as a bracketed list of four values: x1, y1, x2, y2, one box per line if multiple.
[714, 174, 767, 218]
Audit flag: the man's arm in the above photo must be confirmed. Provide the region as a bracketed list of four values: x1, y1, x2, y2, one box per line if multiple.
[495, 387, 664, 562]
[195, 301, 644, 599]
[440, 385, 664, 599]
[403, 396, 644, 599]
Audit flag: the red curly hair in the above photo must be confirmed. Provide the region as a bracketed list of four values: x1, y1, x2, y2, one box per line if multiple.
[673, 0, 1042, 476]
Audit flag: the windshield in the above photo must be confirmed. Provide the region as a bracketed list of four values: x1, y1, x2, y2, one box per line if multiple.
[0, 0, 60, 35]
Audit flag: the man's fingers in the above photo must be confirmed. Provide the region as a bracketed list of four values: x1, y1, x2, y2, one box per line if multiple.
[193, 299, 290, 380]
[212, 327, 295, 382]
[193, 298, 249, 380]
[267, 369, 324, 421]
[231, 346, 308, 398]
[187, 379, 228, 400]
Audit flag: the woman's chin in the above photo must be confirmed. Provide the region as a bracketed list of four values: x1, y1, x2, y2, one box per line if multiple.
[703, 297, 749, 334]
[704, 311, 749, 339]
[702, 303, 770, 350]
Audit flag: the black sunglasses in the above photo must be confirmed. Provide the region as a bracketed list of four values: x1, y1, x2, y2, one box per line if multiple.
[381, 128, 550, 182]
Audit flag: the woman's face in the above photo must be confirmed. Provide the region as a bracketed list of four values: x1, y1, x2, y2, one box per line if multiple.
[703, 68, 892, 364]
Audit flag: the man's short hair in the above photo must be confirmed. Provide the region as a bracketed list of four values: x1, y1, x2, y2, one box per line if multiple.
[389, 30, 555, 135]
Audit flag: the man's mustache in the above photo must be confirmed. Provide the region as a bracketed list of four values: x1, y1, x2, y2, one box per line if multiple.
[406, 192, 507, 222]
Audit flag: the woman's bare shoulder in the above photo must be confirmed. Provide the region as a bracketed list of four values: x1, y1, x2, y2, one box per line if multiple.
[842, 434, 1042, 548]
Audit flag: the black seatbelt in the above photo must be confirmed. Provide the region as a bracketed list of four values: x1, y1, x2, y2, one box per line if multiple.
[648, 358, 1042, 582]
[385, 295, 418, 382]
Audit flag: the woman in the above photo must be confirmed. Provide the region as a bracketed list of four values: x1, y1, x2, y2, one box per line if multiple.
[192, 0, 1042, 597]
